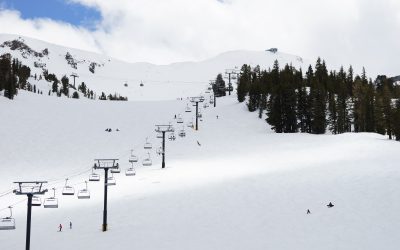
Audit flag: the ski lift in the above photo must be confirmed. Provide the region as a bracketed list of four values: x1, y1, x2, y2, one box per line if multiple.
[197, 112, 202, 118]
[62, 178, 75, 195]
[32, 196, 42, 207]
[110, 163, 121, 173]
[187, 121, 193, 128]
[77, 181, 90, 199]
[185, 105, 192, 113]
[44, 188, 58, 208]
[89, 167, 100, 182]
[177, 115, 184, 124]
[144, 137, 152, 149]
[0, 207, 15, 230]
[210, 98, 214, 104]
[125, 165, 136, 176]
[107, 173, 116, 186]
[179, 129, 186, 137]
[142, 153, 152, 166]
[168, 133, 176, 141]
[204, 102, 209, 108]
[129, 149, 138, 163]
[156, 132, 163, 139]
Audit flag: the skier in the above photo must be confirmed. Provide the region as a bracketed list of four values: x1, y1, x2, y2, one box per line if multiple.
[307, 209, 311, 214]
[174, 114, 177, 119]
[58, 224, 62, 232]
[116, 128, 120, 132]
[197, 141, 201, 146]
[216, 115, 219, 119]
[327, 202, 334, 208]
[69, 221, 72, 229]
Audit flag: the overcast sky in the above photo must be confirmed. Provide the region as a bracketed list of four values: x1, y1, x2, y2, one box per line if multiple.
[0, 0, 399, 77]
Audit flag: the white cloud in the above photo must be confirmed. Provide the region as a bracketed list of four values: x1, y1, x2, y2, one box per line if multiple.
[1, 0, 400, 77]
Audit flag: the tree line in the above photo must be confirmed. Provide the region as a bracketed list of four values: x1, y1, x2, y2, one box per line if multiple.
[235, 59, 400, 140]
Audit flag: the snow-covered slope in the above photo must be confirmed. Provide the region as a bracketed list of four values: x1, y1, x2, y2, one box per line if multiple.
[0, 91, 400, 250]
[0, 34, 307, 100]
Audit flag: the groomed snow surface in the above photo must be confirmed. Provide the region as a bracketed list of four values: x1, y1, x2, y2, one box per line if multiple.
[1, 92, 400, 250]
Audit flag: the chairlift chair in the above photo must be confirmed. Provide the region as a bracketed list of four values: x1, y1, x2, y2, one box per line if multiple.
[89, 167, 100, 181]
[110, 163, 121, 173]
[168, 133, 176, 141]
[179, 129, 186, 137]
[62, 178, 75, 195]
[0, 207, 15, 230]
[156, 132, 163, 139]
[44, 188, 58, 208]
[185, 105, 192, 113]
[89, 172, 100, 182]
[107, 174, 116, 186]
[197, 112, 203, 118]
[32, 196, 42, 207]
[210, 99, 214, 104]
[129, 150, 139, 163]
[187, 121, 193, 128]
[142, 153, 152, 166]
[125, 166, 136, 176]
[144, 137, 152, 149]
[177, 115, 184, 124]
[77, 181, 90, 199]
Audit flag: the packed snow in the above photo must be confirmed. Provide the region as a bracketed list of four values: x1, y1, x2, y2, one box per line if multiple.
[1, 90, 400, 249]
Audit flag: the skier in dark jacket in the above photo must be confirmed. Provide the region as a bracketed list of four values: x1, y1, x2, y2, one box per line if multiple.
[59, 224, 62, 232]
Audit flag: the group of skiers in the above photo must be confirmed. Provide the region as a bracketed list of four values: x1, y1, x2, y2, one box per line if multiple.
[105, 128, 120, 132]
[58, 221, 72, 232]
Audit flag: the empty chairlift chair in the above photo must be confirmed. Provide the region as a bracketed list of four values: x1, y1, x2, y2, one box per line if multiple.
[89, 167, 100, 182]
[177, 116, 184, 124]
[125, 163, 136, 176]
[142, 153, 152, 166]
[77, 181, 90, 199]
[185, 104, 192, 113]
[156, 132, 163, 139]
[110, 163, 121, 174]
[44, 188, 58, 208]
[62, 178, 75, 196]
[129, 149, 138, 163]
[144, 137, 152, 149]
[0, 206, 15, 230]
[107, 173, 116, 186]
[32, 195, 42, 207]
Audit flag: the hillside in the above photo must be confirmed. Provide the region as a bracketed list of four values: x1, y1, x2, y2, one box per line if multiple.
[0, 34, 307, 100]
[1, 91, 400, 249]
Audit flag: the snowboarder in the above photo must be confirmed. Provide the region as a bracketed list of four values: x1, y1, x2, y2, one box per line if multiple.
[307, 209, 311, 214]
[197, 141, 201, 146]
[58, 224, 62, 232]
[327, 202, 334, 208]
[69, 221, 72, 229]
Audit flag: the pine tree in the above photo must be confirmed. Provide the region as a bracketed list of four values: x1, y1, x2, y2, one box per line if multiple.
[61, 75, 69, 96]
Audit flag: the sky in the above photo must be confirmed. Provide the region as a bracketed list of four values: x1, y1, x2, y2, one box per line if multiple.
[0, 0, 399, 77]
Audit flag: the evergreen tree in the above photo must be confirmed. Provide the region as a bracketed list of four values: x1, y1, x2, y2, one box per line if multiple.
[61, 75, 69, 96]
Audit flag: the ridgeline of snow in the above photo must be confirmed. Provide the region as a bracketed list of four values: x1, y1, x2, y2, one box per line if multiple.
[0, 34, 307, 101]
[1, 91, 400, 249]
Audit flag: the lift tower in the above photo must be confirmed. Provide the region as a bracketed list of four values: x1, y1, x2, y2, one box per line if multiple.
[155, 124, 175, 169]
[94, 159, 119, 232]
[13, 181, 48, 250]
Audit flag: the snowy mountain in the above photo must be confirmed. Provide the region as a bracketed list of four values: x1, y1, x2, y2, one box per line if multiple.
[0, 34, 307, 100]
[1, 34, 398, 250]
